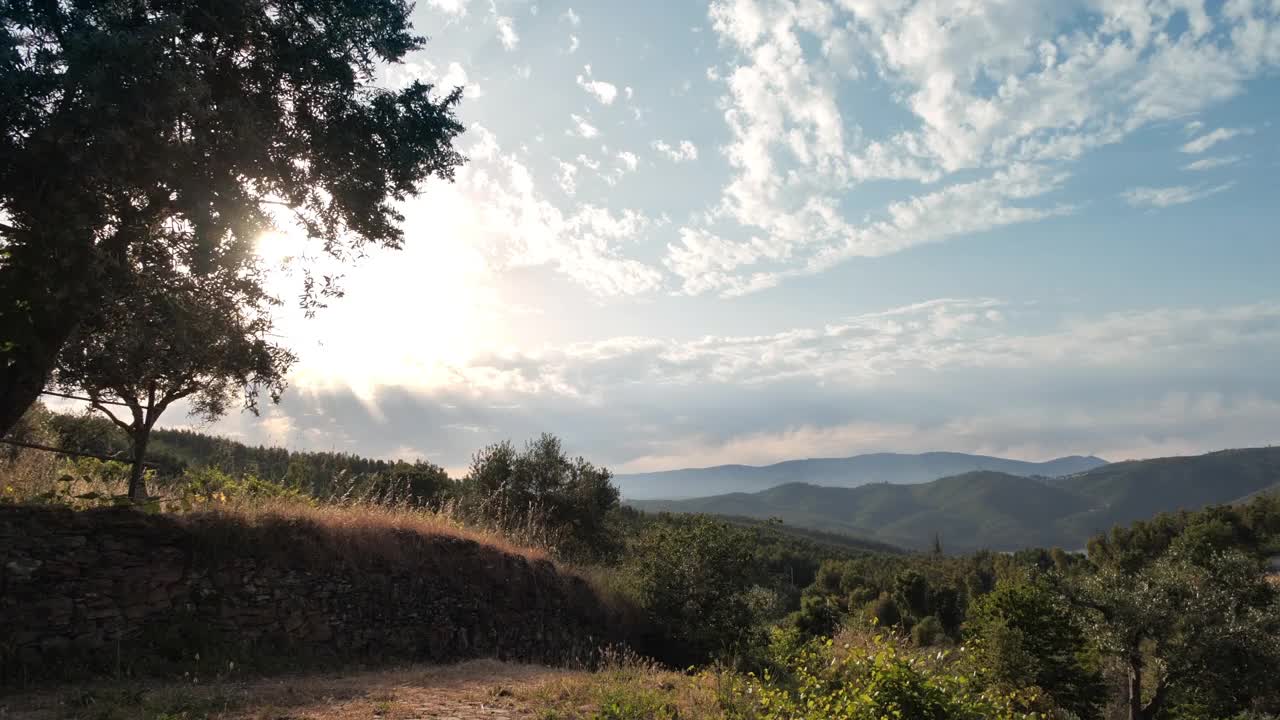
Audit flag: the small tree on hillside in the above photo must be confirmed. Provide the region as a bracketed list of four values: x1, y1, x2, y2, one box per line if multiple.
[624, 515, 767, 667]
[459, 434, 621, 562]
[53, 233, 293, 499]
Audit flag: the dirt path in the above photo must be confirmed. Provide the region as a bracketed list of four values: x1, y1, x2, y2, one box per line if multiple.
[0, 660, 591, 720]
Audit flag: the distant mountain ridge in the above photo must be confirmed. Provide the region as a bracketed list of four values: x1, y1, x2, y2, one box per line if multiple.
[630, 447, 1280, 552]
[617, 451, 1108, 500]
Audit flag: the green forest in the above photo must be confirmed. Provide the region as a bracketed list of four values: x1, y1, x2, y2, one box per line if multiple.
[635, 447, 1280, 551]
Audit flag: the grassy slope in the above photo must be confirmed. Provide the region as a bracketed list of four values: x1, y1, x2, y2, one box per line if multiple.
[634, 447, 1280, 551]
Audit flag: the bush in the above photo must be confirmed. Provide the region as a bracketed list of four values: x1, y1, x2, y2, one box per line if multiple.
[176, 466, 314, 509]
[964, 577, 1105, 719]
[787, 592, 842, 638]
[456, 434, 622, 563]
[733, 634, 1041, 719]
[621, 515, 769, 667]
[868, 591, 902, 628]
[912, 615, 945, 647]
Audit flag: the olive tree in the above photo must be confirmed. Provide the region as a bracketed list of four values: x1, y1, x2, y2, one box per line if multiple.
[53, 231, 293, 499]
[0, 0, 465, 436]
[459, 434, 622, 562]
[1074, 541, 1280, 720]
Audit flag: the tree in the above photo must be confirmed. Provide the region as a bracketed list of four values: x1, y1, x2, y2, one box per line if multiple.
[622, 515, 767, 667]
[893, 568, 931, 622]
[458, 434, 622, 562]
[0, 0, 466, 436]
[53, 231, 293, 499]
[964, 577, 1106, 719]
[1074, 541, 1280, 720]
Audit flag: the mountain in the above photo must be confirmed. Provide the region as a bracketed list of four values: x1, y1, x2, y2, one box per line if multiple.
[631, 447, 1280, 552]
[616, 451, 1108, 499]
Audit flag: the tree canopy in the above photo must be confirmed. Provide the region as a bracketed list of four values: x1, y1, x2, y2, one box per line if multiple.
[53, 230, 292, 498]
[0, 0, 466, 435]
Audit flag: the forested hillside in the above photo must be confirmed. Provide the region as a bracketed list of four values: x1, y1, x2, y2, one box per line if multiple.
[617, 451, 1107, 499]
[634, 447, 1280, 551]
[42, 411, 452, 502]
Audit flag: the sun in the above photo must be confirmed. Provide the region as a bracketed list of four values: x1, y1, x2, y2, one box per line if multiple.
[258, 190, 505, 403]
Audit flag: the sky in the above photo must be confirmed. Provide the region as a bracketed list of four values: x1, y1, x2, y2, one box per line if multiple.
[148, 0, 1280, 477]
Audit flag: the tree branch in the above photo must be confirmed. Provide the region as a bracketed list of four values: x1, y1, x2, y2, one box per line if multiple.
[84, 388, 135, 433]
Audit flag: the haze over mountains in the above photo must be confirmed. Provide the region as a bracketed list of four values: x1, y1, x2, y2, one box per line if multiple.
[630, 447, 1280, 553]
[616, 451, 1108, 500]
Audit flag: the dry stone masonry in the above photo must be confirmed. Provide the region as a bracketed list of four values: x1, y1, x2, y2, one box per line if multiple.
[0, 506, 633, 684]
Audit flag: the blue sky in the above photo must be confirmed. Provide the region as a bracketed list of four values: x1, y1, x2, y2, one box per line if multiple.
[158, 0, 1280, 476]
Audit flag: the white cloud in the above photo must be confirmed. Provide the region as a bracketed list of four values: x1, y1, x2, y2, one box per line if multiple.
[576, 65, 619, 104]
[569, 113, 599, 138]
[439, 62, 482, 98]
[555, 160, 578, 195]
[1123, 183, 1235, 208]
[460, 125, 660, 296]
[1183, 155, 1243, 171]
[689, 0, 1280, 294]
[514, 64, 532, 79]
[563, 8, 581, 26]
[495, 15, 519, 50]
[426, 0, 469, 15]
[616, 392, 1280, 473]
[568, 34, 580, 53]
[1180, 127, 1254, 153]
[617, 151, 639, 172]
[452, 299, 1280, 399]
[383, 59, 480, 98]
[652, 139, 698, 162]
[671, 163, 1073, 296]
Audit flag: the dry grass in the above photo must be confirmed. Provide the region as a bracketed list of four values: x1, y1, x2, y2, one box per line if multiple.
[0, 659, 731, 720]
[192, 496, 554, 567]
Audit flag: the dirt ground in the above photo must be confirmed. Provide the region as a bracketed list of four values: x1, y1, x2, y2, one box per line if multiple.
[0, 660, 593, 720]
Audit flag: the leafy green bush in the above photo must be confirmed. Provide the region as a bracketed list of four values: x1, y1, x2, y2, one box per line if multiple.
[457, 434, 622, 563]
[621, 514, 771, 667]
[911, 615, 945, 647]
[963, 577, 1105, 719]
[176, 466, 313, 509]
[731, 634, 1041, 719]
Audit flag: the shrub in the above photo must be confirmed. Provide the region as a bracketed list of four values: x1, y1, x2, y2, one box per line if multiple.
[733, 634, 1041, 719]
[621, 515, 769, 667]
[868, 591, 902, 628]
[787, 592, 842, 638]
[456, 434, 622, 563]
[964, 577, 1105, 719]
[912, 615, 945, 647]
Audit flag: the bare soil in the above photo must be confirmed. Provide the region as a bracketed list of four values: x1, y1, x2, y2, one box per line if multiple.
[0, 660, 585, 720]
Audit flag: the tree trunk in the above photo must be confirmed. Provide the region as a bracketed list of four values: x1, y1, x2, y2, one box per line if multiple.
[1128, 653, 1144, 720]
[0, 247, 88, 437]
[0, 316, 79, 438]
[128, 428, 151, 500]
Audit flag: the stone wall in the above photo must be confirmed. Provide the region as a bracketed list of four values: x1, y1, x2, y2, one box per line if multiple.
[0, 506, 636, 684]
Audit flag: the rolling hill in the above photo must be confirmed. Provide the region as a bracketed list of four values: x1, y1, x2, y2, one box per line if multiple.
[616, 451, 1108, 499]
[631, 447, 1280, 551]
